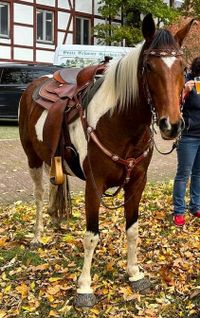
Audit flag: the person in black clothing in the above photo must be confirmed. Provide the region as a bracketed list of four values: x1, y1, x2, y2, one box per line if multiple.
[173, 56, 200, 226]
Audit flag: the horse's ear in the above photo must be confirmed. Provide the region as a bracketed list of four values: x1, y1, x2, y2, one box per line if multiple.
[142, 13, 156, 42]
[174, 19, 196, 47]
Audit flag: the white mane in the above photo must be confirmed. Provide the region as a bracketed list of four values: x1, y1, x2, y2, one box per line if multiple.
[86, 43, 143, 129]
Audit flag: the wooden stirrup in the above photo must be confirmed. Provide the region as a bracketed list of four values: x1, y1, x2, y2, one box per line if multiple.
[50, 156, 64, 185]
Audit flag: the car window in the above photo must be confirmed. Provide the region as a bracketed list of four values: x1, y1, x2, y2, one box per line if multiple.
[1, 67, 55, 85]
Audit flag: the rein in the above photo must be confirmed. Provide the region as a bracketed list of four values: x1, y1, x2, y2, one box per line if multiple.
[142, 47, 184, 155]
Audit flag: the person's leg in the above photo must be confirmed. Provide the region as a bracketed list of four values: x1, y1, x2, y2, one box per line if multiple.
[189, 139, 200, 215]
[173, 137, 197, 217]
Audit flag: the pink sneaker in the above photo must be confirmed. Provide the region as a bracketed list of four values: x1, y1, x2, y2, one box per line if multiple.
[173, 215, 185, 226]
[193, 211, 200, 218]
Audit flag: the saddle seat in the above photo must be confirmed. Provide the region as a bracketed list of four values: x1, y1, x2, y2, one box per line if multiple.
[37, 63, 107, 106]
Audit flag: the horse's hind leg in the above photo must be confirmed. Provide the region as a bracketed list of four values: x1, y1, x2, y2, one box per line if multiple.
[29, 165, 45, 243]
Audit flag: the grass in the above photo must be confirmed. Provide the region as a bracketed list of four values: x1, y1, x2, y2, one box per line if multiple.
[0, 123, 19, 140]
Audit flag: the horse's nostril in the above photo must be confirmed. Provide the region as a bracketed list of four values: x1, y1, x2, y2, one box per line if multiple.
[158, 117, 171, 131]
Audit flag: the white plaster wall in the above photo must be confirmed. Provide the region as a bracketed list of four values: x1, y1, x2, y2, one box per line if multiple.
[0, 46, 11, 59]
[57, 32, 64, 45]
[14, 3, 33, 24]
[36, 50, 54, 63]
[14, 26, 33, 46]
[75, 0, 92, 13]
[58, 12, 70, 30]
[36, 0, 55, 7]
[36, 43, 55, 50]
[58, 0, 70, 10]
[0, 38, 11, 44]
[14, 47, 33, 61]
[94, 18, 105, 27]
[65, 33, 73, 44]
[57, 31, 73, 45]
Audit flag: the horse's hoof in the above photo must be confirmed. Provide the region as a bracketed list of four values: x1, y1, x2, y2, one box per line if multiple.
[74, 293, 96, 307]
[130, 277, 151, 294]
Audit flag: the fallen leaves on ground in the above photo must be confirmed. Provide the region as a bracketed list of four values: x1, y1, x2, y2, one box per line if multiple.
[0, 181, 199, 318]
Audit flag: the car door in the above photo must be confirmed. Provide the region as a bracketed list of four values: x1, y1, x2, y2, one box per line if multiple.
[0, 67, 27, 120]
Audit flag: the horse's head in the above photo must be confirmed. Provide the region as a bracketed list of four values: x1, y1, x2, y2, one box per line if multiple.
[140, 14, 194, 140]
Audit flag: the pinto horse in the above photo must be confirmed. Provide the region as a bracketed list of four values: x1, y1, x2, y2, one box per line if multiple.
[19, 14, 194, 307]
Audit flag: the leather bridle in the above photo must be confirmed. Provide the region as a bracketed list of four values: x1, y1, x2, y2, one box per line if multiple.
[142, 48, 184, 155]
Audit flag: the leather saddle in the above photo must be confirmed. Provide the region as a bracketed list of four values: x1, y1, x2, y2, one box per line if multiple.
[34, 61, 108, 185]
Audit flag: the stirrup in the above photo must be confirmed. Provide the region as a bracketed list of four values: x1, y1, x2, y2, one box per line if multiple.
[50, 156, 64, 185]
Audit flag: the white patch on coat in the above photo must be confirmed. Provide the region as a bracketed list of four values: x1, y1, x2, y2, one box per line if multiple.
[77, 231, 99, 294]
[161, 56, 176, 68]
[35, 110, 48, 142]
[127, 222, 144, 281]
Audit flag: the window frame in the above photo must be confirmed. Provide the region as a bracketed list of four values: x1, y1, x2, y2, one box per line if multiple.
[0, 1, 10, 38]
[75, 16, 91, 45]
[36, 9, 54, 44]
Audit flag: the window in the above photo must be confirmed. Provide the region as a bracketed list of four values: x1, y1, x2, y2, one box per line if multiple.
[1, 68, 55, 85]
[76, 17, 91, 45]
[0, 2, 9, 38]
[36, 9, 54, 43]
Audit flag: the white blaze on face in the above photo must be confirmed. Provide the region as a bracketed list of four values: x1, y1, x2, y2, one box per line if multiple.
[161, 56, 176, 68]
[35, 110, 48, 142]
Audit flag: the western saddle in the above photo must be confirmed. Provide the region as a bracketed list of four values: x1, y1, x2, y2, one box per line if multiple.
[34, 58, 110, 185]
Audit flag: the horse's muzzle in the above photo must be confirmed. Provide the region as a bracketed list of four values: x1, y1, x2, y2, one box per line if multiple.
[158, 117, 184, 140]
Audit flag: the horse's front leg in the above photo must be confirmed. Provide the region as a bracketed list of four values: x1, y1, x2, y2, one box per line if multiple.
[124, 172, 151, 293]
[74, 178, 102, 307]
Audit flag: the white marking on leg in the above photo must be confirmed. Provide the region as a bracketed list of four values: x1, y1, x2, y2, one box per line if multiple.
[35, 110, 48, 142]
[161, 56, 176, 68]
[127, 222, 144, 282]
[29, 166, 44, 242]
[77, 231, 99, 294]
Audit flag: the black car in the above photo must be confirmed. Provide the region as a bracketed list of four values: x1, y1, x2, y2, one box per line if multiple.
[0, 63, 62, 121]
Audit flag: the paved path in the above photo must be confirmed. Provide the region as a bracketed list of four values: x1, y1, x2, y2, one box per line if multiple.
[0, 135, 177, 204]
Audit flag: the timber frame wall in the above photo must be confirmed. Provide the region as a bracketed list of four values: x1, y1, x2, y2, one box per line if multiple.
[0, 0, 122, 64]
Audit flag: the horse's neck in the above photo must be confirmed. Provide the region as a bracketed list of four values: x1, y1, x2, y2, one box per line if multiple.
[98, 104, 152, 146]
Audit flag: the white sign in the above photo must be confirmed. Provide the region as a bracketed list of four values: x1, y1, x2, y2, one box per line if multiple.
[54, 44, 132, 67]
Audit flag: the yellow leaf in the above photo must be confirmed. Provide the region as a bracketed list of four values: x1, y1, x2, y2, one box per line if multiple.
[4, 285, 11, 293]
[0, 310, 7, 318]
[49, 277, 62, 282]
[32, 263, 49, 271]
[0, 238, 8, 247]
[48, 310, 59, 317]
[106, 260, 115, 272]
[40, 236, 52, 244]
[16, 283, 29, 298]
[47, 285, 60, 295]
[90, 308, 100, 315]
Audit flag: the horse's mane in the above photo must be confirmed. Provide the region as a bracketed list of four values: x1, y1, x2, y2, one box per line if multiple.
[149, 29, 179, 50]
[103, 29, 179, 113]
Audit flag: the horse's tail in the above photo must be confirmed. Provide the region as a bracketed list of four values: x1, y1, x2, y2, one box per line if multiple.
[48, 175, 72, 226]
[57, 175, 72, 220]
